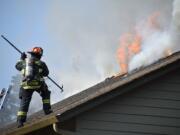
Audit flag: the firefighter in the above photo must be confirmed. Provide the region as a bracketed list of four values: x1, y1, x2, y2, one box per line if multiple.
[15, 47, 52, 128]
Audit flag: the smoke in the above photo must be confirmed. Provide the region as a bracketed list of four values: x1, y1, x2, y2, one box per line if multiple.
[129, 0, 180, 72]
[45, 0, 172, 98]
[129, 32, 171, 71]
[0, 75, 20, 127]
[171, 0, 180, 51]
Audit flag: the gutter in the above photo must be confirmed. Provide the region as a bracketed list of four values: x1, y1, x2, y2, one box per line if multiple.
[53, 123, 74, 135]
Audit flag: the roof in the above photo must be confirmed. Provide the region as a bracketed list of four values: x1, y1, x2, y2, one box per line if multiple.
[1, 51, 180, 135]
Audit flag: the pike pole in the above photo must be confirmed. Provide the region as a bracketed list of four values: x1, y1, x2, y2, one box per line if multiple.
[1, 35, 63, 92]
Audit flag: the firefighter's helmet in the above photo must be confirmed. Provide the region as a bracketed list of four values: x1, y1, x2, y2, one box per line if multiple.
[31, 47, 43, 56]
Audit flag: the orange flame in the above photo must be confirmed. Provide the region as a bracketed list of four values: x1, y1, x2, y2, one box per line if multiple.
[117, 32, 141, 75]
[147, 12, 161, 30]
[116, 12, 162, 75]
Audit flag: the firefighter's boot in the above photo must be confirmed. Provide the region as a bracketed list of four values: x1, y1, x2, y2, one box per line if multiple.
[17, 121, 24, 128]
[44, 109, 53, 115]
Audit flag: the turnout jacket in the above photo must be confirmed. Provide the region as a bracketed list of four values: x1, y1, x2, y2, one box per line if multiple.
[15, 58, 49, 89]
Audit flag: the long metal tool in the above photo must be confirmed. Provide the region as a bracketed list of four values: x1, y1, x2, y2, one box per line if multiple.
[1, 35, 63, 92]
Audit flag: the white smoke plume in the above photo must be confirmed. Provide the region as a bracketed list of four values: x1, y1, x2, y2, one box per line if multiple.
[171, 0, 180, 51]
[46, 0, 172, 99]
[129, 0, 180, 71]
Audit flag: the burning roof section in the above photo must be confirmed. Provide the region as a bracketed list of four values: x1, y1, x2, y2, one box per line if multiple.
[116, 12, 173, 76]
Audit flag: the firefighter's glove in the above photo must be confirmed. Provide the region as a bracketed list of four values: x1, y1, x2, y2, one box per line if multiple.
[21, 52, 27, 60]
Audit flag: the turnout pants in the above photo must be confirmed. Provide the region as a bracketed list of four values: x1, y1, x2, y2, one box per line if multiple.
[17, 83, 51, 123]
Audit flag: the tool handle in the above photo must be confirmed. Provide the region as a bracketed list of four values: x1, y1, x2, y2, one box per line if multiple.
[1, 35, 23, 54]
[47, 76, 64, 92]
